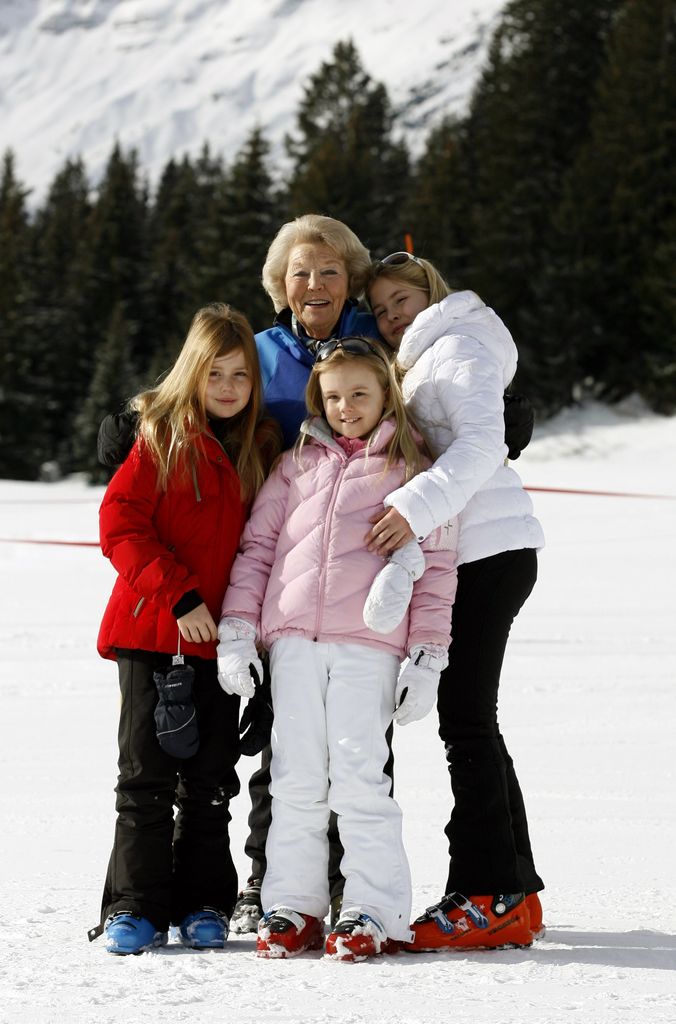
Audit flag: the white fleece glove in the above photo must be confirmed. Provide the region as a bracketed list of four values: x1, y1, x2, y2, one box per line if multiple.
[394, 644, 448, 726]
[363, 539, 426, 634]
[217, 617, 263, 698]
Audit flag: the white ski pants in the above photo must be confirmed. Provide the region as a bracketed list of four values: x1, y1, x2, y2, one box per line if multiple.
[261, 636, 414, 942]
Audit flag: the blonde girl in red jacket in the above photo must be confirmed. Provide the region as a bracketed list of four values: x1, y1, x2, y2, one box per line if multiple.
[94, 303, 280, 955]
[217, 337, 458, 962]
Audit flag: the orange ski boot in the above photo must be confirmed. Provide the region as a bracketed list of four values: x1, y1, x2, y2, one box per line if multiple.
[405, 892, 532, 952]
[526, 892, 545, 939]
[256, 908, 324, 958]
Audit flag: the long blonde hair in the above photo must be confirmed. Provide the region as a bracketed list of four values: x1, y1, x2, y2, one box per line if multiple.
[299, 337, 428, 482]
[366, 254, 452, 308]
[133, 303, 269, 501]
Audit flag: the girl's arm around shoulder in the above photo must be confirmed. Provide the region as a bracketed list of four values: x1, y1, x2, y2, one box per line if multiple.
[220, 450, 295, 627]
[406, 516, 459, 653]
[387, 343, 509, 539]
[99, 441, 199, 611]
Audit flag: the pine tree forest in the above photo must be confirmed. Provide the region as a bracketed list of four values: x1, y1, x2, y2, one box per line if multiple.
[1, 2, 675, 481]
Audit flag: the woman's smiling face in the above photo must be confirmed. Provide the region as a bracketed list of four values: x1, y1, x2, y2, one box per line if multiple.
[284, 243, 349, 340]
[368, 276, 429, 349]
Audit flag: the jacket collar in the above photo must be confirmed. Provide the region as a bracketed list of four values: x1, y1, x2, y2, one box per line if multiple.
[275, 299, 360, 355]
[299, 415, 398, 456]
[396, 290, 487, 370]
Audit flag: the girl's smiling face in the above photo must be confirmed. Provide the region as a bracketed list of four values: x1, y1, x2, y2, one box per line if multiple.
[319, 361, 388, 440]
[204, 348, 253, 419]
[368, 276, 429, 349]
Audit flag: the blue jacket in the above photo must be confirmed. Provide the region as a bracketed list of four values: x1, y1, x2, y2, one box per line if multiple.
[255, 301, 380, 447]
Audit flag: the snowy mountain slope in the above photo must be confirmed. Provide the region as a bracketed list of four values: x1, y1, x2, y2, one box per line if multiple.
[1, 0, 505, 202]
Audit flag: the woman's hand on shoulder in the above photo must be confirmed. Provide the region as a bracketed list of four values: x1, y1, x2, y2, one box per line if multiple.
[365, 507, 415, 554]
[177, 603, 218, 644]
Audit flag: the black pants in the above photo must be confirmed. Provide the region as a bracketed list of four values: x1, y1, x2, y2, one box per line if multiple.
[100, 651, 241, 932]
[244, 725, 395, 900]
[439, 548, 543, 896]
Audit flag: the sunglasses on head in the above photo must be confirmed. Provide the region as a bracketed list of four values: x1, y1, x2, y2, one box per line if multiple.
[380, 251, 423, 267]
[315, 336, 389, 363]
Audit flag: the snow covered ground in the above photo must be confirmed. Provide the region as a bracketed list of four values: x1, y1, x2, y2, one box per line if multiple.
[0, 399, 675, 1024]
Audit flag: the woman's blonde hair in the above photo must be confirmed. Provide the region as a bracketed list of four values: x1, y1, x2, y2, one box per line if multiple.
[262, 214, 371, 313]
[298, 337, 427, 482]
[366, 254, 453, 308]
[133, 303, 271, 501]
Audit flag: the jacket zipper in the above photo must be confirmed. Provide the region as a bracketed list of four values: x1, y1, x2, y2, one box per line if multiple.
[132, 597, 145, 617]
[196, 430, 233, 504]
[191, 463, 202, 502]
[313, 455, 348, 640]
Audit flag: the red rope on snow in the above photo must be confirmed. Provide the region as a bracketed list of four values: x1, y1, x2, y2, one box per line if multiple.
[0, 485, 673, 549]
[524, 485, 676, 500]
[0, 538, 100, 547]
[0, 498, 100, 505]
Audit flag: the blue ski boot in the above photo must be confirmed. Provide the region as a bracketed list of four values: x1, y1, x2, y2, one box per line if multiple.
[178, 909, 229, 949]
[104, 913, 168, 955]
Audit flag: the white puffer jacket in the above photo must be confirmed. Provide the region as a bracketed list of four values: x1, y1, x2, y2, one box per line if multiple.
[384, 290, 545, 566]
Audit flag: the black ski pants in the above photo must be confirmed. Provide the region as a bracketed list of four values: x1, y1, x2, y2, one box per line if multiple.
[439, 548, 544, 896]
[100, 651, 241, 932]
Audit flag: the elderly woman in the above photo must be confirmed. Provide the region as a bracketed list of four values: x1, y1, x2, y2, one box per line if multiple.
[254, 214, 381, 447]
[230, 214, 387, 935]
[96, 214, 379, 464]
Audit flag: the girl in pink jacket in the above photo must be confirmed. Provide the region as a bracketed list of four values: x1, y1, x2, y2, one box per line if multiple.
[217, 337, 457, 962]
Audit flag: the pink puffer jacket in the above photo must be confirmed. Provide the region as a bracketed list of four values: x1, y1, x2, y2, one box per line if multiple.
[222, 417, 458, 659]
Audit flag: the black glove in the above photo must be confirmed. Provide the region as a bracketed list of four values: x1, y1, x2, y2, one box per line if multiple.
[153, 663, 199, 759]
[503, 392, 534, 461]
[97, 409, 139, 468]
[239, 664, 273, 757]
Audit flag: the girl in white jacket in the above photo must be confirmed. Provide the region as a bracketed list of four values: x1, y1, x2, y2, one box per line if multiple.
[366, 253, 545, 951]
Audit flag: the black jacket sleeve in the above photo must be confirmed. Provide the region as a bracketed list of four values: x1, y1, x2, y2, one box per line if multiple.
[97, 410, 139, 468]
[503, 393, 534, 461]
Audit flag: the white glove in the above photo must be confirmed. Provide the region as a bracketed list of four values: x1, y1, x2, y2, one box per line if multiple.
[217, 617, 263, 698]
[363, 540, 426, 634]
[394, 644, 448, 726]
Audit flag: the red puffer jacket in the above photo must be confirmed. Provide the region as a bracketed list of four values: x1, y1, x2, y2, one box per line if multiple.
[97, 434, 247, 661]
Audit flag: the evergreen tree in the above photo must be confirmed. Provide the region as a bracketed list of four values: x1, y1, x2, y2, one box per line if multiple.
[210, 127, 282, 331]
[81, 143, 150, 373]
[0, 150, 35, 478]
[53, 143, 150, 473]
[28, 158, 92, 471]
[71, 303, 139, 482]
[406, 116, 474, 287]
[550, 0, 676, 411]
[147, 154, 205, 365]
[285, 40, 411, 256]
[464, 0, 624, 406]
[187, 143, 230, 312]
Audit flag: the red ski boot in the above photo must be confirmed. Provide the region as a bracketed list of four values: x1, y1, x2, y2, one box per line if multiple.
[405, 892, 532, 952]
[256, 908, 324, 959]
[325, 910, 398, 962]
